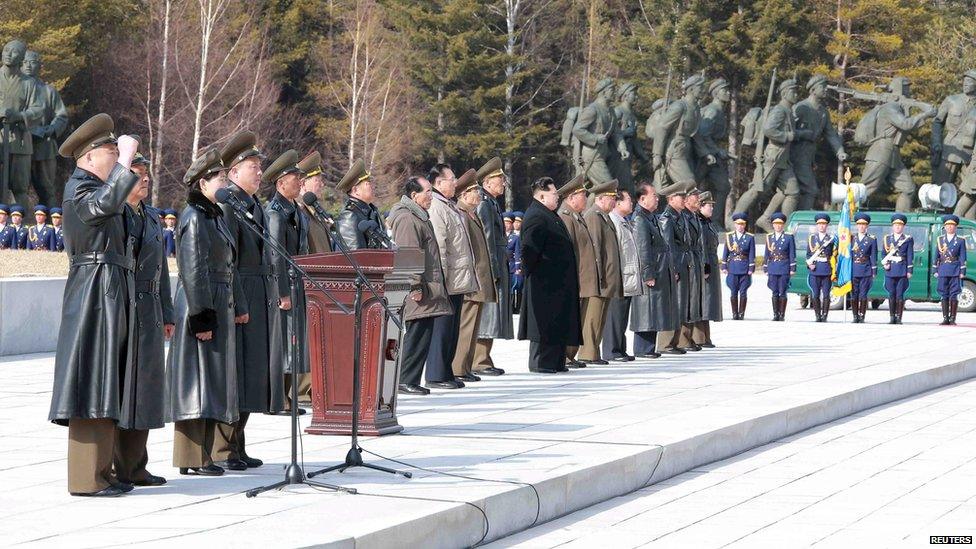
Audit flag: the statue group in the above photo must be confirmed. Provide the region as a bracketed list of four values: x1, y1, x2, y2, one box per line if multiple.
[563, 70, 976, 229]
[0, 39, 69, 209]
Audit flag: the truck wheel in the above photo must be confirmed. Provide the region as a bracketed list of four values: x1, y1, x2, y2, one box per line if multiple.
[870, 299, 884, 310]
[800, 295, 809, 308]
[958, 280, 976, 313]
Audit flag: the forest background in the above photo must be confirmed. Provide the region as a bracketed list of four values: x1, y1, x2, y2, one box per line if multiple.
[3, 0, 976, 212]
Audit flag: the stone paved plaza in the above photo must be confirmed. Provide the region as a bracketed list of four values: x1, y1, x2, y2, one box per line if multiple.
[1, 278, 974, 547]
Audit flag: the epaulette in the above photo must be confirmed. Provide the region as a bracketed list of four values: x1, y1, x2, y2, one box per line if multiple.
[746, 232, 754, 237]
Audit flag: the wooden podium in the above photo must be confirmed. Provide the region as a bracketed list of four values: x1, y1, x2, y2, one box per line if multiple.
[296, 248, 423, 436]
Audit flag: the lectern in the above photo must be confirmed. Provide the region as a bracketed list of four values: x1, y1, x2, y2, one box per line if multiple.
[296, 248, 424, 436]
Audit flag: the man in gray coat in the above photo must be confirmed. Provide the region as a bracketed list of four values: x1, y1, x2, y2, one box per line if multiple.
[472, 157, 510, 376]
[602, 188, 640, 361]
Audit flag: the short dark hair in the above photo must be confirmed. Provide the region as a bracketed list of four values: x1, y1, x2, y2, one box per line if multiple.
[427, 163, 453, 184]
[531, 176, 555, 194]
[402, 176, 425, 198]
[636, 182, 656, 198]
[616, 189, 631, 201]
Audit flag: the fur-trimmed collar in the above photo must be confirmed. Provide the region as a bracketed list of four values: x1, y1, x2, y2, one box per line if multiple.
[187, 189, 223, 219]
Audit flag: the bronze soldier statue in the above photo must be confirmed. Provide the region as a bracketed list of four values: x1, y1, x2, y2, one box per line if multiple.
[573, 78, 627, 187]
[560, 107, 581, 173]
[653, 75, 709, 195]
[0, 40, 43, 206]
[22, 50, 68, 207]
[932, 70, 976, 218]
[696, 78, 732, 229]
[859, 77, 936, 211]
[610, 82, 648, 195]
[733, 78, 802, 232]
[792, 75, 847, 210]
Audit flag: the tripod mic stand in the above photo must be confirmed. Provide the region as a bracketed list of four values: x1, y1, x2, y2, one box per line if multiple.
[215, 196, 355, 498]
[302, 201, 411, 480]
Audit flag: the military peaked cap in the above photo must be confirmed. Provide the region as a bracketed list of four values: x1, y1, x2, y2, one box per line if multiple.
[699, 191, 714, 204]
[337, 159, 370, 193]
[731, 212, 747, 223]
[59, 113, 117, 159]
[778, 79, 798, 94]
[708, 78, 729, 94]
[590, 179, 619, 196]
[220, 130, 265, 169]
[682, 74, 706, 90]
[183, 147, 227, 187]
[557, 173, 587, 199]
[891, 213, 907, 225]
[806, 74, 828, 91]
[854, 213, 871, 224]
[297, 151, 323, 178]
[263, 149, 302, 184]
[943, 214, 960, 225]
[771, 212, 787, 223]
[477, 156, 504, 181]
[455, 168, 479, 194]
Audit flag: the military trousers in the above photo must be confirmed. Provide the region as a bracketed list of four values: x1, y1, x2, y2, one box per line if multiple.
[67, 418, 117, 494]
[284, 374, 312, 410]
[452, 301, 484, 377]
[114, 428, 151, 484]
[578, 296, 610, 361]
[472, 338, 496, 372]
[691, 321, 711, 346]
[884, 275, 910, 301]
[30, 156, 58, 207]
[212, 412, 249, 462]
[937, 275, 963, 299]
[862, 158, 915, 211]
[174, 418, 216, 468]
[853, 276, 873, 299]
[566, 298, 589, 361]
[767, 274, 790, 297]
[725, 273, 752, 298]
[808, 274, 832, 303]
[3, 153, 31, 207]
[656, 330, 677, 351]
[601, 296, 631, 360]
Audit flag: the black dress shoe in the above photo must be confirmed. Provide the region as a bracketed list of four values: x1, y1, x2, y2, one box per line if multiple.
[425, 380, 464, 390]
[529, 367, 559, 374]
[699, 342, 716, 348]
[180, 464, 225, 476]
[660, 348, 686, 355]
[581, 359, 609, 365]
[71, 485, 125, 497]
[214, 459, 247, 471]
[130, 474, 167, 487]
[398, 383, 430, 395]
[240, 455, 263, 468]
[641, 352, 662, 359]
[475, 366, 505, 376]
[110, 480, 135, 493]
[610, 355, 631, 362]
[456, 373, 481, 382]
[565, 360, 586, 369]
[681, 346, 702, 352]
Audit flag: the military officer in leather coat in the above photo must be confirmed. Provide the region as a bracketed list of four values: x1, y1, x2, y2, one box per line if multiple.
[695, 192, 722, 345]
[472, 157, 511, 376]
[629, 184, 675, 358]
[336, 159, 385, 249]
[48, 114, 141, 497]
[264, 150, 311, 411]
[103, 151, 172, 487]
[658, 188, 693, 354]
[168, 147, 240, 477]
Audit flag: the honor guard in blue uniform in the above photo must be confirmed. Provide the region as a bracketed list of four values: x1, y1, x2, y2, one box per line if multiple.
[50, 207, 64, 251]
[8, 205, 27, 249]
[806, 213, 837, 322]
[881, 213, 914, 324]
[503, 210, 514, 237]
[0, 204, 16, 250]
[162, 208, 177, 257]
[934, 214, 967, 325]
[721, 213, 755, 320]
[763, 213, 796, 321]
[850, 213, 878, 323]
[508, 211, 524, 313]
[26, 205, 56, 251]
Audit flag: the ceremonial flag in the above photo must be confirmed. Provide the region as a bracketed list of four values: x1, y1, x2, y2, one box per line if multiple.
[831, 184, 856, 297]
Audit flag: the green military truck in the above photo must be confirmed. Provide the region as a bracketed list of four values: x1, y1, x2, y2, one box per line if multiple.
[785, 210, 976, 311]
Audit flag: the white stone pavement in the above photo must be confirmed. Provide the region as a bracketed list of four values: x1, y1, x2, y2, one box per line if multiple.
[1, 278, 974, 548]
[489, 377, 976, 548]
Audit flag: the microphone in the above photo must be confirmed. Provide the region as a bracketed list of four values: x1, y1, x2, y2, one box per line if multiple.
[358, 219, 395, 249]
[215, 187, 256, 221]
[301, 192, 336, 228]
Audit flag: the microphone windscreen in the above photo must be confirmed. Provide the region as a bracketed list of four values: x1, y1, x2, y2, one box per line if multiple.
[302, 192, 318, 206]
[214, 187, 232, 204]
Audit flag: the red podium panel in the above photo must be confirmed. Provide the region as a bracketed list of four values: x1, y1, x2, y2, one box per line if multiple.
[296, 249, 422, 436]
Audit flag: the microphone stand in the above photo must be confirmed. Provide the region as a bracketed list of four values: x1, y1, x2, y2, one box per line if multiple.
[304, 205, 411, 480]
[219, 203, 356, 498]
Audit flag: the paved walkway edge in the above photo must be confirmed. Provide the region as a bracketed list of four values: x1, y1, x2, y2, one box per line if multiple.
[257, 358, 976, 548]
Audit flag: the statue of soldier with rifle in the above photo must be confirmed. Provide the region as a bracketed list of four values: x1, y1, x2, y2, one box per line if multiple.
[652, 74, 709, 195]
[572, 78, 627, 188]
[610, 82, 648, 195]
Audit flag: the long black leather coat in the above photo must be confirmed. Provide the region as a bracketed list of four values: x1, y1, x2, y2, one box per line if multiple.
[662, 205, 693, 323]
[476, 187, 513, 339]
[120, 204, 175, 430]
[630, 205, 678, 332]
[265, 192, 310, 375]
[517, 200, 582, 345]
[166, 190, 240, 424]
[49, 165, 139, 426]
[683, 209, 705, 322]
[336, 197, 384, 250]
[700, 213, 724, 322]
[220, 183, 286, 413]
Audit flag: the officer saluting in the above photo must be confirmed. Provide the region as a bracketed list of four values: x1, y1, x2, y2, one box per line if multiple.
[26, 204, 55, 251]
[806, 213, 836, 322]
[882, 213, 913, 324]
[722, 213, 755, 320]
[851, 213, 877, 323]
[763, 213, 795, 321]
[934, 214, 967, 325]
